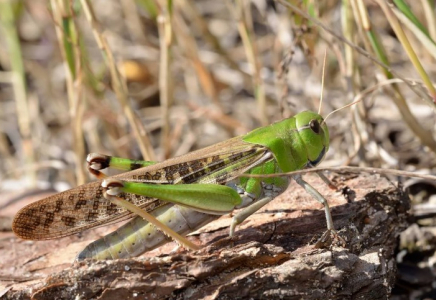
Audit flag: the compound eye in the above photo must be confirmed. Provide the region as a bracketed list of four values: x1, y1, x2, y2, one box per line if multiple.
[309, 119, 320, 134]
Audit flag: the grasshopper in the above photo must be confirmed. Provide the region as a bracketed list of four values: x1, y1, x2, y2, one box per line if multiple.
[12, 110, 336, 260]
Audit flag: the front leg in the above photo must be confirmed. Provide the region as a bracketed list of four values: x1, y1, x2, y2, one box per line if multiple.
[293, 174, 334, 230]
[293, 174, 344, 247]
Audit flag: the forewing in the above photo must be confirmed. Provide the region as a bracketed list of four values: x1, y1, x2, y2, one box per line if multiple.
[13, 137, 272, 240]
[12, 181, 164, 240]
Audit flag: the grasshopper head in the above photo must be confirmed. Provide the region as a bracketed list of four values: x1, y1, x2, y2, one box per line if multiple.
[295, 111, 329, 166]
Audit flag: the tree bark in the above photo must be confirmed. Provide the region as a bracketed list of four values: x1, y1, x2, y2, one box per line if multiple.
[2, 174, 410, 299]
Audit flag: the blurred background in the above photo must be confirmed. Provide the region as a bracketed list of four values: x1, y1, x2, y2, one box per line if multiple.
[0, 0, 436, 298]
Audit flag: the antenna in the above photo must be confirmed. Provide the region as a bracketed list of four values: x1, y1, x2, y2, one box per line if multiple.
[318, 49, 327, 115]
[322, 78, 403, 124]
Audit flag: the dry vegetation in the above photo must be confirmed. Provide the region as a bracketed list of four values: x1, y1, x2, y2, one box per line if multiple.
[0, 0, 436, 299]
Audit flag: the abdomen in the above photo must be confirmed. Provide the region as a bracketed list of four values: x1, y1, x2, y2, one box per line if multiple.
[76, 204, 217, 260]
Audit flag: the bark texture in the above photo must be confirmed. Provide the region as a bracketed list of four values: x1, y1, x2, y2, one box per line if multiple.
[2, 174, 410, 299]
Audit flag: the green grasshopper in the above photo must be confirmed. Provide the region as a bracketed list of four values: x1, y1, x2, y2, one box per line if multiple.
[13, 110, 336, 260]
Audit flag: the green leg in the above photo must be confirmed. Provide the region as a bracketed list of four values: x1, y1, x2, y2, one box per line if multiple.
[229, 196, 273, 237]
[293, 174, 345, 247]
[101, 177, 243, 250]
[293, 174, 334, 231]
[103, 178, 242, 214]
[87, 153, 157, 179]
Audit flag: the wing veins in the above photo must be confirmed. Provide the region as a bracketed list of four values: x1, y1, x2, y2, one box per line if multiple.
[13, 140, 272, 240]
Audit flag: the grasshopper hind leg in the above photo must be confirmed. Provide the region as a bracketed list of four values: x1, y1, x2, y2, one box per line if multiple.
[87, 153, 157, 179]
[102, 179, 200, 251]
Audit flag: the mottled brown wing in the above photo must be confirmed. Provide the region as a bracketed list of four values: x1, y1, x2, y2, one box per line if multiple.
[12, 180, 164, 240]
[12, 136, 271, 240]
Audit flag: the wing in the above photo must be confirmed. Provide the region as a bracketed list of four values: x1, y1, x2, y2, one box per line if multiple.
[12, 180, 163, 240]
[12, 136, 272, 240]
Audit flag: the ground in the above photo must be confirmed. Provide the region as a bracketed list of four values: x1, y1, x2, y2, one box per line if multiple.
[1, 174, 410, 299]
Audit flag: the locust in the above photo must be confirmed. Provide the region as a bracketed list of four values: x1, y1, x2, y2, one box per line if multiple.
[12, 110, 336, 260]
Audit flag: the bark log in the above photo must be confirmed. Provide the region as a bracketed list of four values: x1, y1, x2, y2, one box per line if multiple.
[2, 174, 410, 299]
